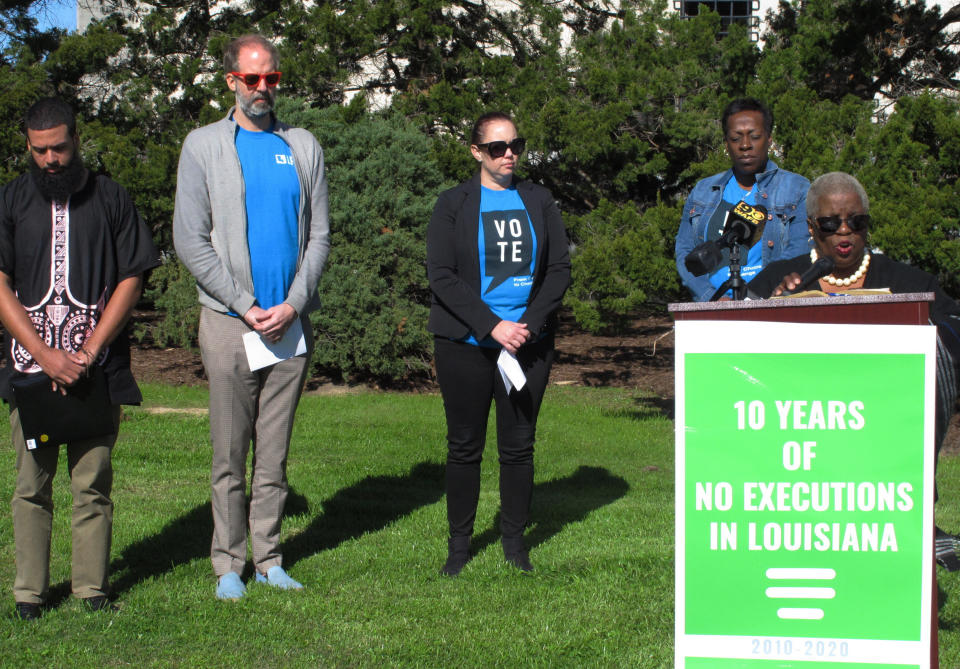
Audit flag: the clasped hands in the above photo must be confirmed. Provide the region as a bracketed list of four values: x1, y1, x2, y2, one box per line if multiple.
[491, 320, 531, 355]
[244, 303, 298, 344]
[38, 345, 98, 395]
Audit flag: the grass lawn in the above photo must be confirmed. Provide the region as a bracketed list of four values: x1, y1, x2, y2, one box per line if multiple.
[0, 384, 675, 667]
[3, 383, 960, 666]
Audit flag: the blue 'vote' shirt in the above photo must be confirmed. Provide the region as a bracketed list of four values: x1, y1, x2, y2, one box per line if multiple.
[464, 186, 537, 347]
[235, 124, 300, 311]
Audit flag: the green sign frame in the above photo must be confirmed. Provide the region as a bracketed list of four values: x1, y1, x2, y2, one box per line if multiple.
[675, 320, 935, 668]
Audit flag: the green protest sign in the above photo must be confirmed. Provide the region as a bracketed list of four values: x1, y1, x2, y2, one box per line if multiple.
[675, 320, 935, 668]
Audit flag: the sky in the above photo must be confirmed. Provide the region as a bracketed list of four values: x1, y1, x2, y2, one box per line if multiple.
[33, 0, 77, 31]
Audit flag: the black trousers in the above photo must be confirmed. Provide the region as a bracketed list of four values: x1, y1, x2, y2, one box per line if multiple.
[434, 334, 555, 540]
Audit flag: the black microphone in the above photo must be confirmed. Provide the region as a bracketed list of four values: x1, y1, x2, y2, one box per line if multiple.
[683, 202, 769, 277]
[723, 202, 767, 246]
[780, 257, 836, 296]
[684, 241, 723, 276]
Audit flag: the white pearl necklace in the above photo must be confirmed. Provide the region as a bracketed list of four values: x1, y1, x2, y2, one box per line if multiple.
[810, 249, 870, 287]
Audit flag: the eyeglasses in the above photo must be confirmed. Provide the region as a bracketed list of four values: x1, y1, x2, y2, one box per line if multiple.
[812, 214, 870, 234]
[475, 138, 526, 158]
[230, 71, 282, 88]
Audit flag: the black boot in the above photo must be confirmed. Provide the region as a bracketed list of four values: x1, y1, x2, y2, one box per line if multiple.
[441, 536, 471, 576]
[502, 535, 533, 572]
[499, 463, 533, 572]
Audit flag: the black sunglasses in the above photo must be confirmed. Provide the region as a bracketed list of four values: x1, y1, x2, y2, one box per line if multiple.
[475, 138, 526, 158]
[812, 214, 870, 234]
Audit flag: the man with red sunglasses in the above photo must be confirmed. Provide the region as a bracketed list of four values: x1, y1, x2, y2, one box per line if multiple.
[173, 34, 330, 600]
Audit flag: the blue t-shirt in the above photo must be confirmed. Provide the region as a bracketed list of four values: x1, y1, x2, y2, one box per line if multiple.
[235, 124, 301, 311]
[464, 186, 537, 347]
[706, 177, 763, 295]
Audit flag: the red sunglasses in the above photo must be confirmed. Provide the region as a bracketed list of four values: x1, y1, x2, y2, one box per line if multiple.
[230, 71, 282, 88]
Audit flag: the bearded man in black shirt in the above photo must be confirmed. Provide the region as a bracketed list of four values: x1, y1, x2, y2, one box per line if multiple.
[0, 98, 159, 621]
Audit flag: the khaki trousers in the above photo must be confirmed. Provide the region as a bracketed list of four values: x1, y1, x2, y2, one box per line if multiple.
[198, 307, 312, 577]
[10, 404, 120, 603]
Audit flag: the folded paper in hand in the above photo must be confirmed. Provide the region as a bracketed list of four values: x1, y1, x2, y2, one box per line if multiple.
[242, 319, 307, 371]
[497, 349, 526, 393]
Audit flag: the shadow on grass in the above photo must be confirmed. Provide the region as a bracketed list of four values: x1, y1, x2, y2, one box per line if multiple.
[471, 465, 630, 557]
[105, 501, 214, 597]
[282, 460, 445, 568]
[46, 462, 443, 604]
[47, 488, 311, 604]
[632, 395, 675, 420]
[599, 395, 674, 421]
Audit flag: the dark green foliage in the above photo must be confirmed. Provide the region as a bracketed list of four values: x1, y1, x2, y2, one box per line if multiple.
[79, 119, 180, 245]
[760, 0, 960, 103]
[275, 99, 451, 382]
[537, 9, 742, 210]
[0, 47, 47, 184]
[857, 94, 960, 295]
[565, 199, 682, 331]
[136, 255, 200, 348]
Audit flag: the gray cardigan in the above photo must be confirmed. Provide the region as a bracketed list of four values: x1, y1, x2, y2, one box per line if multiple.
[173, 108, 330, 317]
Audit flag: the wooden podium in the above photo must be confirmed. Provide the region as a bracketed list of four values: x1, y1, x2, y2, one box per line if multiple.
[670, 292, 939, 668]
[669, 292, 933, 326]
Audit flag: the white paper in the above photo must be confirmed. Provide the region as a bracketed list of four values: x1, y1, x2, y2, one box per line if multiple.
[242, 319, 307, 371]
[497, 349, 526, 393]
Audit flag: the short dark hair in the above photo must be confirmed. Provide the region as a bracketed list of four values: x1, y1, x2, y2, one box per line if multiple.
[223, 34, 279, 73]
[721, 98, 773, 136]
[23, 97, 77, 136]
[470, 111, 515, 145]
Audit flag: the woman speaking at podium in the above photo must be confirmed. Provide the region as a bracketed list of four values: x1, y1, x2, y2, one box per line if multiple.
[748, 171, 960, 569]
[748, 172, 958, 311]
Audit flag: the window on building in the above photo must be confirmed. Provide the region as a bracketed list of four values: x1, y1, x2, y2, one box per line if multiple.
[673, 1, 761, 41]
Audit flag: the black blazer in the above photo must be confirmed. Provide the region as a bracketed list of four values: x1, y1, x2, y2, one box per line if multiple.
[426, 173, 571, 341]
[749, 251, 960, 368]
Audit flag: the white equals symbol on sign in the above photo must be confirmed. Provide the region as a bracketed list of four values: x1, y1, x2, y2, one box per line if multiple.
[765, 567, 837, 620]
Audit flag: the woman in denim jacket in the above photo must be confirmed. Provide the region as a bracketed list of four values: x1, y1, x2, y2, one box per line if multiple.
[675, 98, 811, 302]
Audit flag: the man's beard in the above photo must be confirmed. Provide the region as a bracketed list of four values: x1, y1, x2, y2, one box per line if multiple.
[236, 89, 274, 119]
[30, 157, 85, 203]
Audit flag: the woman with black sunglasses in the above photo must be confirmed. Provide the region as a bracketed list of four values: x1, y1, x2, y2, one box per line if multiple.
[426, 112, 571, 576]
[748, 172, 956, 302]
[748, 173, 960, 566]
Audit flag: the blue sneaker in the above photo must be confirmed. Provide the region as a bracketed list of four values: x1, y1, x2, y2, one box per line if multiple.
[255, 566, 303, 590]
[215, 572, 246, 600]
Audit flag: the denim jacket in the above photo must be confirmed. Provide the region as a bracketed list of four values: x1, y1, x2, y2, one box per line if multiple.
[674, 160, 811, 302]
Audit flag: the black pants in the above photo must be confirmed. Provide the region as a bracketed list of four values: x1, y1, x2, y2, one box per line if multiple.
[434, 334, 555, 540]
